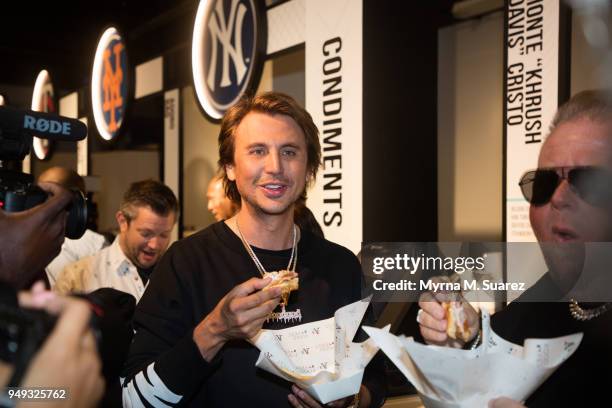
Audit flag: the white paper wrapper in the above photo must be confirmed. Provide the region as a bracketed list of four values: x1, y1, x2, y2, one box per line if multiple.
[251, 297, 385, 404]
[363, 311, 582, 408]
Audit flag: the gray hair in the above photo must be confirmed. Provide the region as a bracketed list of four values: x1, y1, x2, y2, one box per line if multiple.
[551, 89, 612, 132]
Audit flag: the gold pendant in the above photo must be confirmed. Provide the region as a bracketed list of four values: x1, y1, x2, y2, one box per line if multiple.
[266, 304, 303, 323]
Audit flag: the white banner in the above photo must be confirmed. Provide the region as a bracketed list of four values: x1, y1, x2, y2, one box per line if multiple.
[505, 0, 560, 242]
[58, 92, 88, 176]
[306, 0, 362, 253]
[135, 57, 163, 99]
[164, 89, 180, 243]
[59, 92, 78, 119]
[22, 153, 31, 174]
[77, 117, 88, 176]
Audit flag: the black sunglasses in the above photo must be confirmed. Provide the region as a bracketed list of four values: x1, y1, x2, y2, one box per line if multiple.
[519, 166, 612, 206]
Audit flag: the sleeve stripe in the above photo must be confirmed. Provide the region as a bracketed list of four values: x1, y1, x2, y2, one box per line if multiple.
[122, 363, 182, 408]
[123, 379, 147, 408]
[146, 363, 182, 403]
[135, 372, 172, 408]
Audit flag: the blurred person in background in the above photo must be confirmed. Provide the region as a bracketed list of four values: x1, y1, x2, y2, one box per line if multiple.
[206, 172, 238, 222]
[54, 180, 178, 303]
[38, 166, 107, 287]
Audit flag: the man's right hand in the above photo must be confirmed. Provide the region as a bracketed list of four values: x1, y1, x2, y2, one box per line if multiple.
[193, 277, 282, 361]
[417, 291, 480, 348]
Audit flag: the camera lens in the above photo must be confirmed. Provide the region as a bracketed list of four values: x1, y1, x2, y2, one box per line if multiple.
[65, 189, 88, 239]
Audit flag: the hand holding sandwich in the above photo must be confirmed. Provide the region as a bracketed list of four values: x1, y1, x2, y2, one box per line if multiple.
[417, 289, 480, 348]
[193, 277, 282, 361]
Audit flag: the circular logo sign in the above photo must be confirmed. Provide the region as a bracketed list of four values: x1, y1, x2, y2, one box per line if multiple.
[0, 94, 5, 106]
[91, 27, 129, 141]
[31, 69, 55, 160]
[192, 0, 266, 120]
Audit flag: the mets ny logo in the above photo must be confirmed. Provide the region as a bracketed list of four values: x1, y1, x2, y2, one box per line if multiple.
[101, 37, 127, 138]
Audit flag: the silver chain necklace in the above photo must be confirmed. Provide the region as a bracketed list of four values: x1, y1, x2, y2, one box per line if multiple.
[569, 299, 612, 321]
[235, 218, 298, 276]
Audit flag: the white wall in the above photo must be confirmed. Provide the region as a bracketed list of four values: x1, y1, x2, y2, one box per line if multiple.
[438, 12, 504, 241]
[273, 50, 305, 107]
[571, 11, 610, 93]
[91, 150, 159, 233]
[181, 87, 224, 235]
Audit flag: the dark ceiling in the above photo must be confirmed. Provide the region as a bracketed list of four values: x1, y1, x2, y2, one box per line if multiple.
[0, 0, 195, 91]
[0, 1, 458, 95]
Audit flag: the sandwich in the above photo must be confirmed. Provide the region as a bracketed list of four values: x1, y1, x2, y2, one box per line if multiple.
[443, 301, 473, 343]
[263, 270, 299, 306]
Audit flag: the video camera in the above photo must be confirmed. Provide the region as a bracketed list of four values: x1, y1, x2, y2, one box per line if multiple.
[0, 106, 88, 239]
[0, 284, 135, 392]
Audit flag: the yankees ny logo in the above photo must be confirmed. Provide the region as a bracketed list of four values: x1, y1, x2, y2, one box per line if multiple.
[102, 42, 124, 132]
[207, 0, 248, 91]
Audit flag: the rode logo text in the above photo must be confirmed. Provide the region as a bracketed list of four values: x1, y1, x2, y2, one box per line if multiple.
[23, 115, 71, 135]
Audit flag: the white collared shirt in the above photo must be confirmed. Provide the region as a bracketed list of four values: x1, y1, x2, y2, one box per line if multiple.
[45, 229, 107, 286]
[54, 237, 147, 302]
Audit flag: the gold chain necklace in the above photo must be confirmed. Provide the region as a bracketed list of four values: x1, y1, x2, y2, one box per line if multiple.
[235, 218, 298, 276]
[569, 299, 612, 321]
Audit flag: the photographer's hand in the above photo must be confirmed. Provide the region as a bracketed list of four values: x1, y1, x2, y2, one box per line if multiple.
[18, 297, 104, 408]
[0, 182, 71, 288]
[18, 281, 57, 310]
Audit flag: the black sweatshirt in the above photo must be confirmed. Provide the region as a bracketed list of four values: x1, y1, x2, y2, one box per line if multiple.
[491, 273, 612, 407]
[122, 222, 385, 407]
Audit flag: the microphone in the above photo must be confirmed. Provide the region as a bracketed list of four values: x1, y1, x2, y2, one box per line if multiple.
[0, 106, 87, 161]
[0, 106, 87, 142]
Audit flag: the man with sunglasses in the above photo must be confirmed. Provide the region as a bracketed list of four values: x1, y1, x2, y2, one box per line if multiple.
[418, 90, 612, 407]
